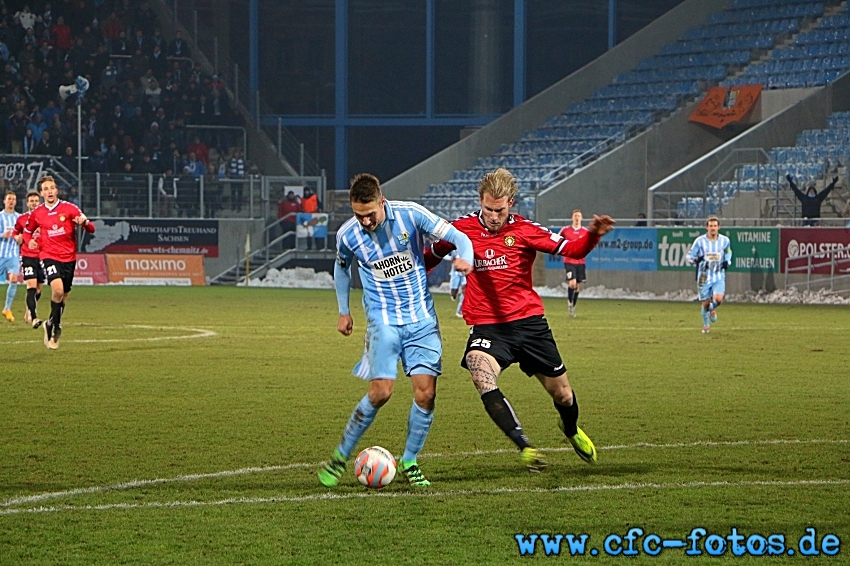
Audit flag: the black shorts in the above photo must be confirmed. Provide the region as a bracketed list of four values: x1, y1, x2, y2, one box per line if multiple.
[564, 262, 586, 283]
[22, 256, 46, 282]
[461, 315, 566, 377]
[42, 259, 76, 293]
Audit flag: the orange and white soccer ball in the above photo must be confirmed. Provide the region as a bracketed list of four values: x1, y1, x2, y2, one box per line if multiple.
[354, 446, 396, 489]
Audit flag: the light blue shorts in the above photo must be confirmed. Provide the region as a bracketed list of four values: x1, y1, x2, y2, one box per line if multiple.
[450, 270, 466, 290]
[353, 317, 442, 380]
[698, 278, 725, 301]
[0, 256, 20, 278]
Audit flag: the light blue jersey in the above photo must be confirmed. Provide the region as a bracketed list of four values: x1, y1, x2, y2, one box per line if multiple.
[336, 200, 462, 326]
[687, 232, 732, 289]
[0, 210, 21, 259]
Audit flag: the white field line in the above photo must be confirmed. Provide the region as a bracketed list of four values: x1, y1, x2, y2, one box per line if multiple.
[2, 479, 848, 516]
[2, 438, 846, 510]
[0, 325, 216, 345]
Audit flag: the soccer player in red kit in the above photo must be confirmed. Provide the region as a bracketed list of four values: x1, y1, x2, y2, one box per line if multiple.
[559, 209, 588, 317]
[13, 191, 45, 328]
[427, 168, 614, 472]
[25, 176, 96, 349]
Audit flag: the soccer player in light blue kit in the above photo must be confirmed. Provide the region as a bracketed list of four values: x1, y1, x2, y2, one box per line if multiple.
[447, 249, 466, 318]
[1, 191, 21, 322]
[686, 216, 732, 334]
[318, 173, 473, 488]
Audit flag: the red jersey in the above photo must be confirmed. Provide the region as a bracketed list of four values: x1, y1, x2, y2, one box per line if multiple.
[431, 212, 600, 325]
[559, 225, 589, 265]
[14, 211, 40, 259]
[25, 200, 96, 263]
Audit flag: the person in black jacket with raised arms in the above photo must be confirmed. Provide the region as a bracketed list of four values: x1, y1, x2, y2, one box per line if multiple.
[787, 174, 838, 226]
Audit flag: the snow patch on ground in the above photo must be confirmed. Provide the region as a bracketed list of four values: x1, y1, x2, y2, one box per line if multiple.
[255, 270, 850, 304]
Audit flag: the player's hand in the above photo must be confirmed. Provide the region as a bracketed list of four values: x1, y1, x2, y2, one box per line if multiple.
[786, 174, 793, 182]
[337, 314, 353, 336]
[721, 260, 729, 270]
[28, 238, 38, 250]
[74, 214, 88, 225]
[588, 214, 616, 236]
[833, 176, 839, 184]
[452, 258, 473, 275]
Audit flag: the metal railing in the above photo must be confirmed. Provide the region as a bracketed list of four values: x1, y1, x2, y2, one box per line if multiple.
[784, 244, 850, 294]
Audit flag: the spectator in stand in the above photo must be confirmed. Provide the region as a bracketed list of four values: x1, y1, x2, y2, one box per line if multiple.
[787, 174, 839, 227]
[102, 11, 124, 43]
[141, 121, 161, 149]
[22, 126, 36, 154]
[36, 129, 61, 155]
[228, 148, 245, 212]
[150, 28, 166, 54]
[187, 135, 209, 166]
[87, 146, 107, 172]
[169, 30, 189, 58]
[27, 111, 46, 143]
[277, 190, 301, 248]
[185, 151, 205, 179]
[132, 29, 147, 55]
[60, 144, 76, 171]
[149, 45, 167, 78]
[110, 30, 131, 57]
[0, 40, 10, 63]
[8, 108, 29, 153]
[16, 5, 42, 31]
[51, 15, 72, 56]
[135, 1, 157, 36]
[302, 186, 320, 213]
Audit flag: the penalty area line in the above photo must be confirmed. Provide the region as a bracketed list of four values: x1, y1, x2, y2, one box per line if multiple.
[2, 478, 848, 516]
[1, 438, 846, 509]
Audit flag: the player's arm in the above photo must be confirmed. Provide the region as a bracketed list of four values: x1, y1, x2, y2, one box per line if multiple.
[423, 238, 457, 273]
[334, 243, 355, 336]
[544, 215, 614, 258]
[686, 240, 704, 266]
[12, 216, 25, 245]
[722, 240, 732, 270]
[73, 211, 96, 233]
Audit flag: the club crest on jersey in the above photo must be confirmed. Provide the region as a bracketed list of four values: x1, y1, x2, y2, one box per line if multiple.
[59, 215, 66, 222]
[396, 232, 410, 247]
[503, 235, 516, 247]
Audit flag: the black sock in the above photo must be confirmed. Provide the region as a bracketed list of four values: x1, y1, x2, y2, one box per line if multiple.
[26, 288, 37, 319]
[35, 291, 41, 301]
[567, 287, 575, 304]
[572, 290, 580, 307]
[481, 389, 531, 450]
[50, 300, 63, 328]
[555, 389, 579, 437]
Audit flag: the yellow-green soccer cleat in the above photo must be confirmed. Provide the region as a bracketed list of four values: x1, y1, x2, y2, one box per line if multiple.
[519, 447, 548, 473]
[400, 460, 431, 487]
[317, 450, 346, 487]
[559, 420, 597, 465]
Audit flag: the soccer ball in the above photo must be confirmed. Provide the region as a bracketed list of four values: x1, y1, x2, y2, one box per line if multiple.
[354, 446, 396, 489]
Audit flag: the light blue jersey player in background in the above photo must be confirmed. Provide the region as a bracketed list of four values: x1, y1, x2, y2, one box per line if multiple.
[1, 191, 21, 323]
[447, 249, 466, 318]
[686, 216, 732, 334]
[318, 173, 473, 488]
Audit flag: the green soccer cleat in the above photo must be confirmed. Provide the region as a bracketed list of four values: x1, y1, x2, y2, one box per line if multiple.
[560, 421, 597, 465]
[400, 460, 431, 487]
[317, 450, 346, 487]
[519, 447, 548, 473]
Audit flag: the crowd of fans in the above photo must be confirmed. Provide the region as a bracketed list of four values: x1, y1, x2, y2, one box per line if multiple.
[0, 0, 246, 186]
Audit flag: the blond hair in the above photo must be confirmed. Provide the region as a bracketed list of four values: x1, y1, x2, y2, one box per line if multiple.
[478, 168, 518, 201]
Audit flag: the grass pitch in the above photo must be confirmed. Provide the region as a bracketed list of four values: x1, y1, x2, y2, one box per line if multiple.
[1, 286, 848, 564]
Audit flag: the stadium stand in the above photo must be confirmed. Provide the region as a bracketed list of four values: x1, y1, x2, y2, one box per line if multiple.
[418, 0, 850, 222]
[0, 0, 252, 217]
